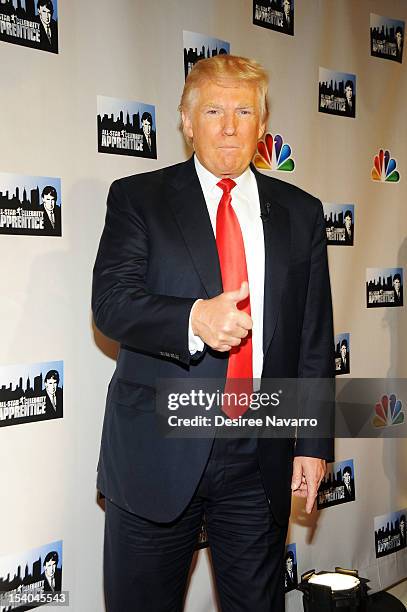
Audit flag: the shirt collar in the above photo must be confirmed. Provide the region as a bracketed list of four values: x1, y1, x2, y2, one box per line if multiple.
[194, 154, 254, 198]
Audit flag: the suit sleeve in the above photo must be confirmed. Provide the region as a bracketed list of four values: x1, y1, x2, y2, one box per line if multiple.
[92, 179, 196, 365]
[295, 200, 335, 461]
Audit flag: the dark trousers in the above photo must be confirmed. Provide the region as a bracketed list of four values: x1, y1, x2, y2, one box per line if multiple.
[104, 440, 288, 611]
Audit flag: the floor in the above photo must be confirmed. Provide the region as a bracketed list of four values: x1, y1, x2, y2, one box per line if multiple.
[387, 580, 407, 607]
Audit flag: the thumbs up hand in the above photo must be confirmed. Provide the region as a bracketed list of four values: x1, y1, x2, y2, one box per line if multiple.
[191, 281, 252, 352]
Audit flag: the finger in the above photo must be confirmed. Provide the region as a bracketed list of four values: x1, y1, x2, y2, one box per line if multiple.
[230, 326, 249, 339]
[234, 311, 253, 330]
[235, 280, 250, 305]
[217, 344, 232, 352]
[224, 281, 249, 305]
[292, 489, 308, 498]
[291, 462, 303, 491]
[217, 333, 242, 347]
[305, 484, 318, 514]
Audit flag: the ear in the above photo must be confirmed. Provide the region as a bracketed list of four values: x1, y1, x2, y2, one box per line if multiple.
[181, 110, 194, 139]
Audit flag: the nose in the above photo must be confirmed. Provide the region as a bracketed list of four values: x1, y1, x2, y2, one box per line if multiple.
[222, 111, 237, 136]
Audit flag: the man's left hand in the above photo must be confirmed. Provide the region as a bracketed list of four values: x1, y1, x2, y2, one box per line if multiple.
[291, 457, 326, 514]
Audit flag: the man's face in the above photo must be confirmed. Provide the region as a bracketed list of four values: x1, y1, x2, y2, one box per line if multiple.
[182, 79, 265, 178]
[345, 86, 353, 102]
[142, 119, 151, 137]
[45, 377, 57, 395]
[343, 471, 351, 485]
[38, 5, 52, 26]
[282, 0, 290, 17]
[44, 560, 56, 579]
[341, 345, 347, 360]
[394, 279, 401, 291]
[42, 194, 55, 213]
[396, 32, 402, 48]
[345, 215, 352, 230]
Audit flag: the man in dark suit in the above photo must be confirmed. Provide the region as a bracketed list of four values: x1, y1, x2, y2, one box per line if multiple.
[338, 338, 350, 374]
[343, 209, 354, 245]
[92, 55, 334, 612]
[36, 0, 58, 54]
[400, 514, 406, 548]
[284, 550, 297, 592]
[41, 551, 62, 592]
[140, 111, 157, 159]
[281, 0, 294, 35]
[344, 79, 355, 118]
[395, 26, 404, 63]
[392, 273, 403, 306]
[43, 369, 63, 419]
[342, 465, 355, 501]
[40, 186, 61, 236]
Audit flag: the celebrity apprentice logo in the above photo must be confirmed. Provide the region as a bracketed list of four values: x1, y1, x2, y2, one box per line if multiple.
[317, 459, 356, 509]
[373, 394, 404, 428]
[374, 509, 407, 558]
[254, 133, 295, 171]
[371, 148, 400, 182]
[370, 14, 404, 63]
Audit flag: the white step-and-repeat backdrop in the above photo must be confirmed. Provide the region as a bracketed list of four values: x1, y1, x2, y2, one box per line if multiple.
[0, 0, 406, 610]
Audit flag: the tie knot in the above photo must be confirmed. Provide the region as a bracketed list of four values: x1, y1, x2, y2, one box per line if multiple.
[217, 178, 236, 194]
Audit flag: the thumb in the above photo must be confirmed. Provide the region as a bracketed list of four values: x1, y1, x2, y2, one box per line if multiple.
[291, 461, 303, 491]
[227, 281, 249, 305]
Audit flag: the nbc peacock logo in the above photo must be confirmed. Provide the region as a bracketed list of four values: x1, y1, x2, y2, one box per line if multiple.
[254, 133, 295, 172]
[371, 149, 400, 182]
[373, 394, 404, 428]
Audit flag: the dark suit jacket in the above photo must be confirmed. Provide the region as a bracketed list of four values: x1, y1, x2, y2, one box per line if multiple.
[345, 96, 356, 118]
[37, 18, 58, 54]
[42, 205, 61, 236]
[343, 479, 355, 502]
[338, 354, 350, 374]
[282, 11, 294, 35]
[44, 387, 63, 419]
[393, 288, 403, 306]
[41, 568, 62, 592]
[284, 565, 297, 591]
[344, 225, 353, 245]
[92, 156, 335, 525]
[142, 132, 157, 159]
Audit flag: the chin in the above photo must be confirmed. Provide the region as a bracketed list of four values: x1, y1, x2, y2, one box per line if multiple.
[218, 156, 244, 171]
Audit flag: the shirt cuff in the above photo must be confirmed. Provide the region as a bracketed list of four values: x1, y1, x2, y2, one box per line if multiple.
[188, 299, 204, 354]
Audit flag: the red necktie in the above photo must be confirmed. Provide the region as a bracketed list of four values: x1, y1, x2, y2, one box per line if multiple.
[216, 178, 253, 418]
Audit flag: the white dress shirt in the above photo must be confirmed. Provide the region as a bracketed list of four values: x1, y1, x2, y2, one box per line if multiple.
[188, 155, 265, 380]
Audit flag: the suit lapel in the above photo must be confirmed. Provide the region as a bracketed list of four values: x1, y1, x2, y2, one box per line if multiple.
[167, 157, 223, 298]
[167, 159, 291, 356]
[253, 168, 291, 359]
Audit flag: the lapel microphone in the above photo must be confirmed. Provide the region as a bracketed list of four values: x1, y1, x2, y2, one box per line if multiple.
[260, 202, 271, 222]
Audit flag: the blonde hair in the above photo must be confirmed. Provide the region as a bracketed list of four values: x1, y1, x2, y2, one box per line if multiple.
[179, 55, 269, 143]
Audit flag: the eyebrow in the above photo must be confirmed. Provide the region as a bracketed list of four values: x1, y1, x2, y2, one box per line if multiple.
[201, 104, 256, 110]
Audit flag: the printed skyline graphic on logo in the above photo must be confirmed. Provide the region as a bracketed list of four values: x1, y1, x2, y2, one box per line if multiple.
[371, 149, 400, 182]
[254, 134, 295, 171]
[373, 394, 404, 428]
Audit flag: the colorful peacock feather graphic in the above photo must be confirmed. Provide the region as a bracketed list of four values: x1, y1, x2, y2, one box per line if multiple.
[373, 394, 404, 428]
[371, 149, 400, 182]
[254, 133, 295, 172]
